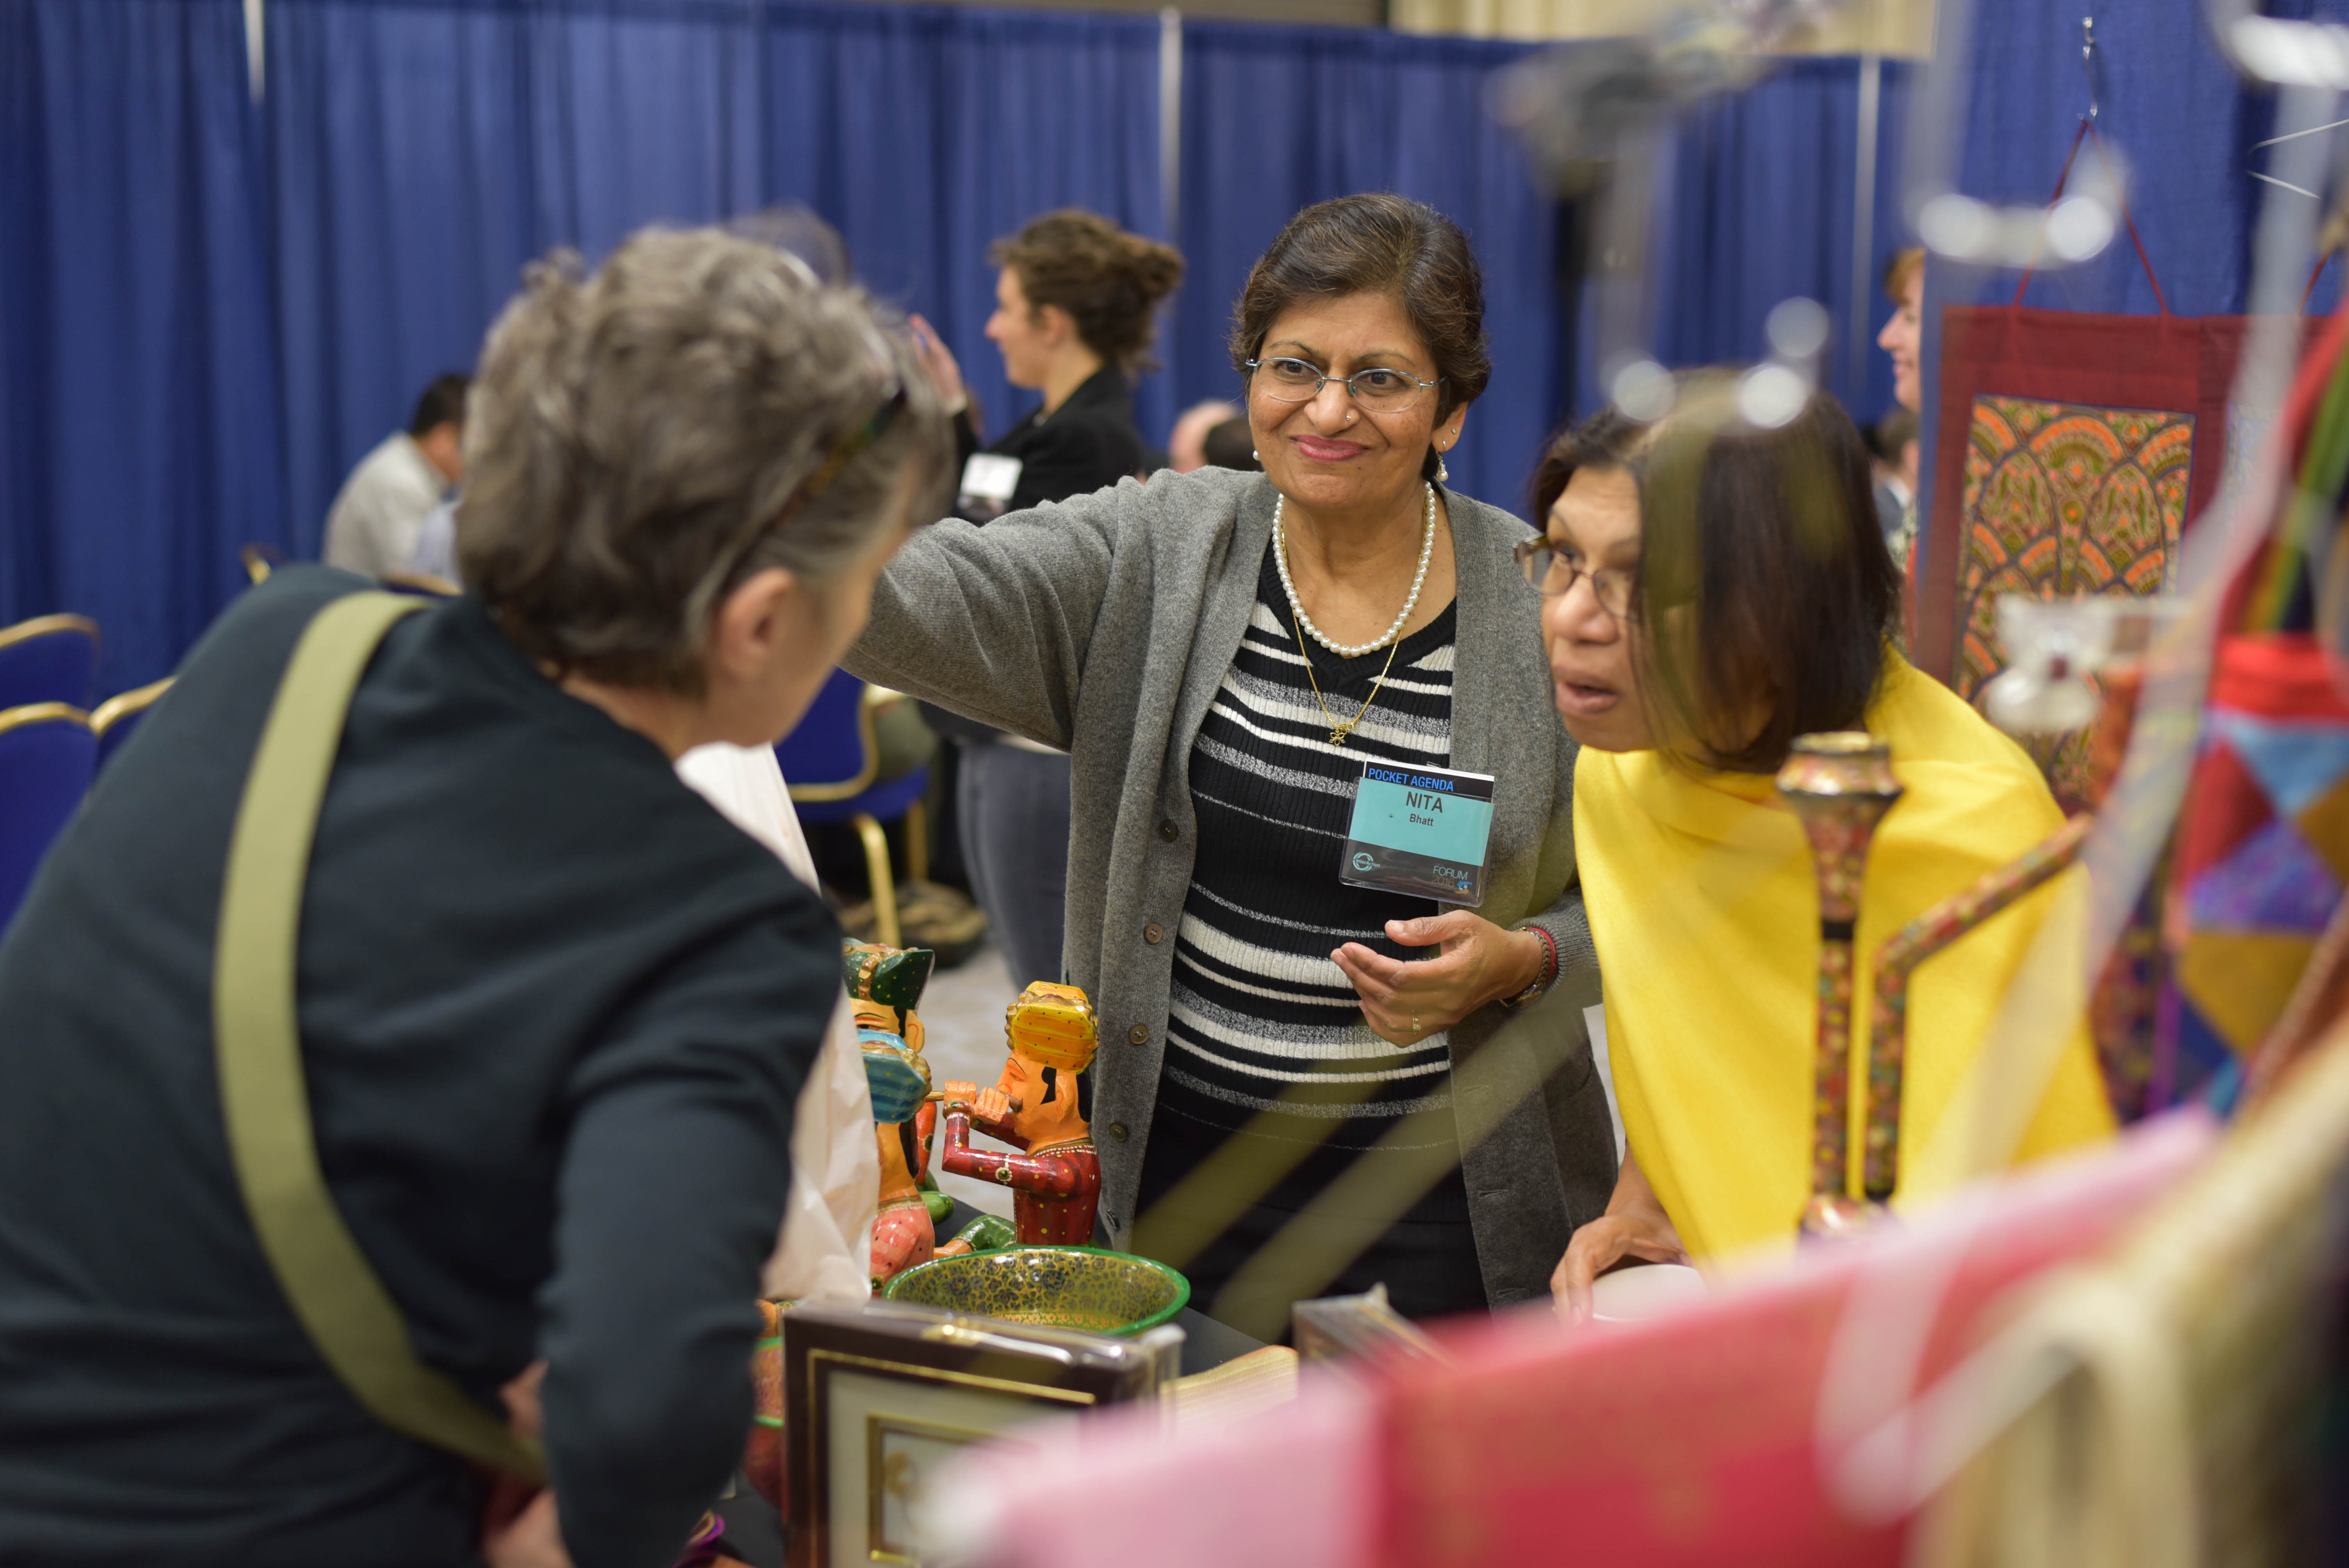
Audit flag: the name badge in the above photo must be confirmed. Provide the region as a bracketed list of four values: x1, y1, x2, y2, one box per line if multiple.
[958, 453, 1023, 519]
[1339, 761, 1497, 907]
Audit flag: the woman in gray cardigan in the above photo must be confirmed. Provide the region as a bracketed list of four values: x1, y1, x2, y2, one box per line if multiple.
[848, 195, 1615, 1335]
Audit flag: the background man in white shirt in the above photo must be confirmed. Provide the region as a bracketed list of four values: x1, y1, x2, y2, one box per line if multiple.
[322, 373, 467, 577]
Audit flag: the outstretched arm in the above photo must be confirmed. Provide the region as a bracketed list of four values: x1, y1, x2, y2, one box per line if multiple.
[842, 481, 1150, 749]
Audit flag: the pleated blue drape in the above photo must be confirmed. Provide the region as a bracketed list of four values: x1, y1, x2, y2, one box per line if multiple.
[266, 0, 1163, 564]
[5, 0, 2126, 694]
[1651, 56, 1917, 425]
[1, 0, 286, 697]
[760, 4, 1166, 457]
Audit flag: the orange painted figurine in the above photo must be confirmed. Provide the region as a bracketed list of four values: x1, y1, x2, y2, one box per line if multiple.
[939, 982, 1102, 1246]
[846, 942, 943, 1289]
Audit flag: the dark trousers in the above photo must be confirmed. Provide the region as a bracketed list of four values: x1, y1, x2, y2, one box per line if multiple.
[955, 740, 1071, 990]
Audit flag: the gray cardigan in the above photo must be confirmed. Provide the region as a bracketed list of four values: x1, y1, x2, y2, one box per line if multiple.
[845, 466, 1617, 1308]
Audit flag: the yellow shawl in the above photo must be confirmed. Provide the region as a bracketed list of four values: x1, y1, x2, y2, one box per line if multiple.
[1574, 657, 2116, 1260]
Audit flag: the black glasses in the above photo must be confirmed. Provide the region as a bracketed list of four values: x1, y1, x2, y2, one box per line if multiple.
[1246, 356, 1441, 412]
[1513, 536, 1637, 620]
[706, 378, 909, 594]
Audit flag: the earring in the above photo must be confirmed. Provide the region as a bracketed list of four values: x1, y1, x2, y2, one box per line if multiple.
[1436, 455, 1450, 483]
[1252, 449, 1260, 460]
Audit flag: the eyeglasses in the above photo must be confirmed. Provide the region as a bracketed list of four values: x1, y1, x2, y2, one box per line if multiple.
[704, 377, 909, 597]
[1246, 356, 1442, 413]
[1513, 536, 1638, 620]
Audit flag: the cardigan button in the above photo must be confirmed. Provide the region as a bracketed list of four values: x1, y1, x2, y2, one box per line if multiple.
[1127, 1025, 1150, 1045]
[1157, 820, 1178, 842]
[1144, 923, 1163, 944]
[1108, 1122, 1130, 1142]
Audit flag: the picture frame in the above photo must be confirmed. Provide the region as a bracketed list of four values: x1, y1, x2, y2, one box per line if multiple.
[784, 1300, 1167, 1568]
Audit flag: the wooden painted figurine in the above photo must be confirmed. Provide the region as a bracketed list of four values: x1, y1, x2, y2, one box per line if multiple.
[939, 981, 1102, 1246]
[844, 941, 942, 1288]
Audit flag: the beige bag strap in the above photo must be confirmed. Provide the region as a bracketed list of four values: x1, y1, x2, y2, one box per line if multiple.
[212, 592, 547, 1484]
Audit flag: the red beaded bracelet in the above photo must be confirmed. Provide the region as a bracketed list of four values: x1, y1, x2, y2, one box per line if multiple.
[1503, 924, 1559, 1008]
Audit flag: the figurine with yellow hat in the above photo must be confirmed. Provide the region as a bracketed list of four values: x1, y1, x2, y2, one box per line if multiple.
[938, 981, 1102, 1246]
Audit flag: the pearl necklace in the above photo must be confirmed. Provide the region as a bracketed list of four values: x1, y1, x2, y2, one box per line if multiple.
[1272, 483, 1437, 658]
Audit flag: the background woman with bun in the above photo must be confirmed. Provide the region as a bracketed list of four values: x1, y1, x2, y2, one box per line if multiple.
[907, 210, 1185, 994]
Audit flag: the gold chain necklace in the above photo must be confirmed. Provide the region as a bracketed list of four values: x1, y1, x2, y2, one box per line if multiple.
[1292, 606, 1404, 747]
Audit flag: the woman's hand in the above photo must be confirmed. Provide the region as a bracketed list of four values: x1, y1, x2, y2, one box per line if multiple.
[907, 314, 968, 417]
[485, 1490, 572, 1568]
[1550, 1150, 1689, 1326]
[1331, 912, 1543, 1046]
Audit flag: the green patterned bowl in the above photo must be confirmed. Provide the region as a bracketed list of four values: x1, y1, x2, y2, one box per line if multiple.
[882, 1245, 1190, 1336]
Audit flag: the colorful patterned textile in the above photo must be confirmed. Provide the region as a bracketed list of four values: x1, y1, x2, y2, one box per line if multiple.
[1922, 307, 2283, 1123]
[1954, 396, 2190, 804]
[2167, 635, 2349, 1107]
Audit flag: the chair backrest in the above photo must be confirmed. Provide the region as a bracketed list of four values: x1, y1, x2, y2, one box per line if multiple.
[240, 543, 287, 584]
[0, 615, 99, 711]
[379, 571, 460, 599]
[91, 677, 172, 773]
[0, 703, 95, 932]
[775, 669, 877, 802]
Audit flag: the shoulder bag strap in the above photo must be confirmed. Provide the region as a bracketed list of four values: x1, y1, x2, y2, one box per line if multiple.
[212, 590, 548, 1484]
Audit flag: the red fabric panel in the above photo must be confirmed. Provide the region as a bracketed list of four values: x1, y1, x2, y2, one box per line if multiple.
[1919, 307, 2205, 683]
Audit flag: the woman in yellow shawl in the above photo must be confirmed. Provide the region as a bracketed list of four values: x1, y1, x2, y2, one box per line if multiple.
[1533, 374, 2114, 1317]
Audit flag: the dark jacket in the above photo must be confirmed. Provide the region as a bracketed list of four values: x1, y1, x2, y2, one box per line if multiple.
[0, 570, 834, 1568]
[959, 365, 1150, 516]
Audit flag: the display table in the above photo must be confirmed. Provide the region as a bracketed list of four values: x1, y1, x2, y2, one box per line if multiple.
[711, 1199, 1264, 1566]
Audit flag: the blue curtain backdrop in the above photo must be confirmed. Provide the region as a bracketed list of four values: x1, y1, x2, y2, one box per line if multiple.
[1650, 55, 1917, 426]
[1, 0, 287, 697]
[266, 0, 1162, 563]
[4, 0, 2003, 692]
[759, 4, 1166, 456]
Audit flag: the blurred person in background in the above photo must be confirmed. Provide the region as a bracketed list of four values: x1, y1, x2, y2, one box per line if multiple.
[872, 193, 1613, 1337]
[1168, 398, 1240, 472]
[1868, 404, 1919, 556]
[1877, 246, 1924, 416]
[323, 372, 468, 579]
[1200, 415, 1261, 473]
[904, 210, 1185, 992]
[0, 227, 948, 1568]
[1532, 373, 2112, 1321]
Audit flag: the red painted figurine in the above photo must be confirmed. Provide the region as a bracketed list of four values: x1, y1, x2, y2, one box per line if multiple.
[939, 981, 1101, 1247]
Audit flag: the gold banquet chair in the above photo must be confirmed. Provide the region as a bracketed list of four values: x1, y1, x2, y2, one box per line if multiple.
[0, 702, 94, 930]
[91, 677, 172, 773]
[776, 672, 930, 949]
[0, 612, 99, 711]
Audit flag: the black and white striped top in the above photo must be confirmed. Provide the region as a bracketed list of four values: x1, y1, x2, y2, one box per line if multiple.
[1137, 545, 1480, 1309]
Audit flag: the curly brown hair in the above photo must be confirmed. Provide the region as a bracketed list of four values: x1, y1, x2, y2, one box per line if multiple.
[1228, 194, 1489, 482]
[989, 210, 1184, 376]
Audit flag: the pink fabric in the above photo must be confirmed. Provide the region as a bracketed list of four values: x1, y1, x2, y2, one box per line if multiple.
[930, 1375, 1377, 1568]
[1373, 1110, 2216, 1567]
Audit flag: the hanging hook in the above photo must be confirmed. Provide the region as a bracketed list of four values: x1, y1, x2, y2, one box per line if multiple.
[2082, 15, 2099, 123]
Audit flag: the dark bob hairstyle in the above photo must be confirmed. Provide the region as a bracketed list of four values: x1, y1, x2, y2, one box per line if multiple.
[1229, 193, 1489, 481]
[1531, 371, 1899, 772]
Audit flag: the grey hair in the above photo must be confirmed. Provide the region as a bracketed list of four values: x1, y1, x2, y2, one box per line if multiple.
[457, 225, 952, 693]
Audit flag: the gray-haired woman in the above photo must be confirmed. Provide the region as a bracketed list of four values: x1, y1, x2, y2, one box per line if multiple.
[854, 193, 1616, 1339]
[0, 228, 948, 1567]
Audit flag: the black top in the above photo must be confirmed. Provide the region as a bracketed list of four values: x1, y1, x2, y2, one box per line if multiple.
[1135, 547, 1485, 1328]
[0, 570, 836, 1568]
[958, 364, 1150, 515]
